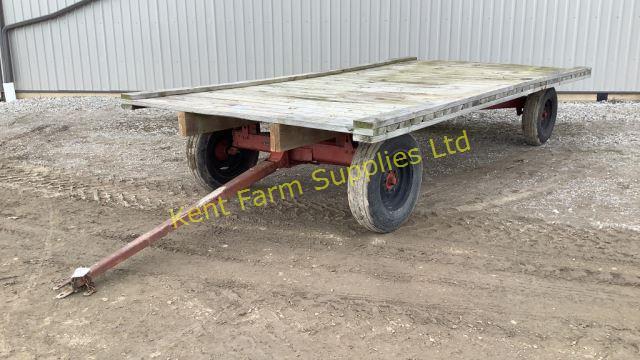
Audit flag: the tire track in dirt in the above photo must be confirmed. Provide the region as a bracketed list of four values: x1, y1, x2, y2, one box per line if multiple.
[79, 186, 640, 295]
[106, 255, 640, 356]
[0, 159, 356, 234]
[8, 156, 632, 295]
[124, 210, 640, 297]
[0, 161, 198, 210]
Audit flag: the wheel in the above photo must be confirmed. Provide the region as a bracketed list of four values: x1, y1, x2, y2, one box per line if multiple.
[186, 129, 259, 191]
[522, 88, 558, 146]
[347, 134, 423, 233]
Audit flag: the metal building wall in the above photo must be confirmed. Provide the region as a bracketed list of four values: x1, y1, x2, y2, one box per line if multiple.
[2, 0, 639, 92]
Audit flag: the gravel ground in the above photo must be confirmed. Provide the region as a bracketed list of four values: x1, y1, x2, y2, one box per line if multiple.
[0, 97, 639, 359]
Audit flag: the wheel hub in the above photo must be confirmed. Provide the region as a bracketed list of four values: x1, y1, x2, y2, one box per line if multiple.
[541, 99, 553, 128]
[379, 162, 413, 212]
[214, 139, 229, 161]
[385, 170, 398, 191]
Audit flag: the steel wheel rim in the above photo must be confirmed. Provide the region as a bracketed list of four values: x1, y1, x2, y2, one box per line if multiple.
[379, 156, 413, 211]
[205, 134, 251, 181]
[540, 98, 553, 131]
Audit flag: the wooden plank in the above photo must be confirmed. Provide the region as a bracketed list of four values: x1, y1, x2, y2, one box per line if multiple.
[187, 91, 392, 116]
[122, 57, 417, 100]
[354, 66, 591, 129]
[178, 112, 255, 136]
[121, 60, 592, 142]
[269, 124, 337, 152]
[352, 68, 592, 143]
[162, 94, 355, 130]
[126, 97, 354, 133]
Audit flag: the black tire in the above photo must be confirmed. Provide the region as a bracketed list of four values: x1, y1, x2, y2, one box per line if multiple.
[347, 134, 423, 233]
[522, 88, 558, 146]
[186, 130, 259, 191]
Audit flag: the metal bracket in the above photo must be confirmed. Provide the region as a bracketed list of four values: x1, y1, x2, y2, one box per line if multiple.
[53, 267, 96, 299]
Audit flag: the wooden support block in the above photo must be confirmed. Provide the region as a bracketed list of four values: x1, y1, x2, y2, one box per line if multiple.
[178, 112, 255, 136]
[269, 124, 337, 152]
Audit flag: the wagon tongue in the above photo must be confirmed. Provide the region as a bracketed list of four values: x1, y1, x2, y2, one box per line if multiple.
[53, 155, 286, 299]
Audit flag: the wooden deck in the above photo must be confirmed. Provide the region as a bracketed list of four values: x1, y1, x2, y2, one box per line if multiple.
[122, 58, 590, 143]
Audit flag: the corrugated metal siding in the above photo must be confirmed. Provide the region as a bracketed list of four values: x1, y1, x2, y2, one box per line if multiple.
[2, 0, 639, 92]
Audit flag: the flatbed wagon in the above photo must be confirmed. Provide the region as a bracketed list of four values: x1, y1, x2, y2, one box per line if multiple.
[56, 57, 590, 297]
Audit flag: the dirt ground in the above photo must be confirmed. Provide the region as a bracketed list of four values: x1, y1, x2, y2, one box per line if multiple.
[0, 97, 639, 359]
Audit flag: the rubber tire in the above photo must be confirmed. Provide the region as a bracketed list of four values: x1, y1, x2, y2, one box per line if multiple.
[186, 130, 259, 191]
[522, 88, 558, 146]
[348, 134, 423, 233]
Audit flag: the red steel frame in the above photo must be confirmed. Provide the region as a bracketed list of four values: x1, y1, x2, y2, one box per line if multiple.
[485, 96, 526, 115]
[54, 125, 356, 298]
[232, 124, 355, 166]
[54, 98, 524, 298]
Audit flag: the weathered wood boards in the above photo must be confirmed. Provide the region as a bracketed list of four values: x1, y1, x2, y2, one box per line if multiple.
[123, 57, 417, 101]
[122, 59, 591, 143]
